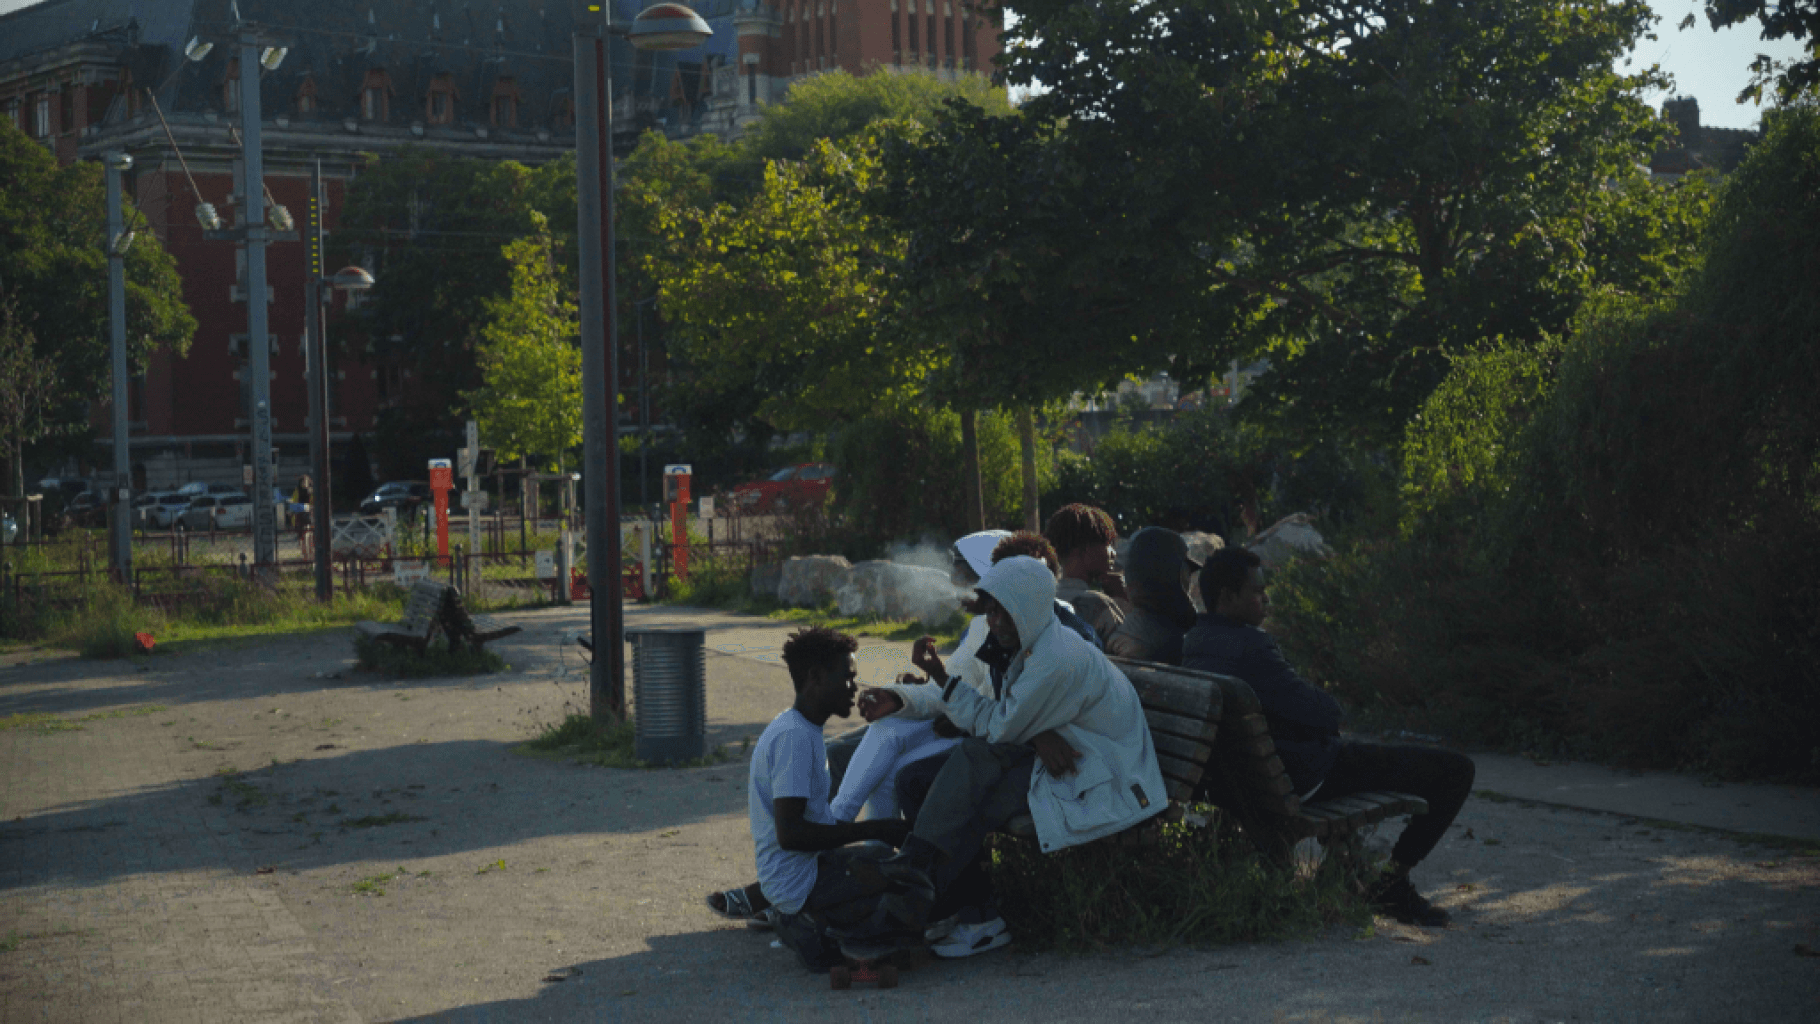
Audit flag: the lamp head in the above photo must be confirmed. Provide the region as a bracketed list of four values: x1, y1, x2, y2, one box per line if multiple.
[331, 265, 375, 292]
[629, 3, 713, 50]
[184, 37, 213, 62]
[260, 46, 288, 71]
[103, 151, 133, 171]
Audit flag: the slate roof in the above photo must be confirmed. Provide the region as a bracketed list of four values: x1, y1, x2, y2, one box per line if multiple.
[1, 0, 743, 134]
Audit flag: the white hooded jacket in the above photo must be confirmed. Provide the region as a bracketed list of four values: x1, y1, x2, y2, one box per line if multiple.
[883, 556, 1169, 852]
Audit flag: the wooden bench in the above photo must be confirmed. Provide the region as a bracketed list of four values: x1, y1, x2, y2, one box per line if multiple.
[353, 579, 522, 656]
[998, 657, 1225, 848]
[354, 578, 450, 655]
[1197, 671, 1428, 864]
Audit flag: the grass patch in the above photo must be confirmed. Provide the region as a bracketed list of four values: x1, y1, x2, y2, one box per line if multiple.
[989, 810, 1372, 951]
[352, 871, 396, 896]
[341, 813, 427, 829]
[0, 705, 165, 735]
[650, 551, 970, 646]
[214, 769, 269, 809]
[352, 633, 505, 678]
[517, 712, 734, 769]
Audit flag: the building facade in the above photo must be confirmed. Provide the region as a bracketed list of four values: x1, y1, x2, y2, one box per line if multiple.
[0, 0, 1002, 490]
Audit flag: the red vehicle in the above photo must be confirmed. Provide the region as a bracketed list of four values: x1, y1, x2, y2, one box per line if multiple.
[727, 463, 836, 514]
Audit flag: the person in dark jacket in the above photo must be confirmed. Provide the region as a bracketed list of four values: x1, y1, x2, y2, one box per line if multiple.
[1105, 527, 1199, 665]
[1183, 547, 1475, 928]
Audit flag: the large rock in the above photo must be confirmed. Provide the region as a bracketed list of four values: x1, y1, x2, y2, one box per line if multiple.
[837, 560, 962, 625]
[1248, 514, 1332, 569]
[750, 561, 784, 601]
[776, 555, 852, 608]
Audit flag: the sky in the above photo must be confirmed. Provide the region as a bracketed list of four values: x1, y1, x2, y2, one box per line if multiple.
[0, 0, 1807, 128]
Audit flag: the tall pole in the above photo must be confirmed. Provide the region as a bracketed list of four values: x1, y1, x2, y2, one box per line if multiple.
[576, 15, 626, 721]
[305, 160, 332, 601]
[638, 298, 649, 511]
[104, 157, 132, 585]
[239, 33, 278, 567]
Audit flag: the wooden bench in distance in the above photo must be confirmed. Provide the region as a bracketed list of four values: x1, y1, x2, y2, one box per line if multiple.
[1200, 673, 1428, 862]
[998, 657, 1224, 848]
[441, 587, 522, 652]
[353, 578, 450, 655]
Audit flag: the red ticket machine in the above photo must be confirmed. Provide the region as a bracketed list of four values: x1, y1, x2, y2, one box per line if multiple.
[664, 464, 691, 581]
[428, 459, 453, 566]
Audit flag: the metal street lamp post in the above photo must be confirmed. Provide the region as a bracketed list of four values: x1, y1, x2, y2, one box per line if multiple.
[103, 150, 133, 584]
[302, 157, 374, 601]
[573, 2, 712, 722]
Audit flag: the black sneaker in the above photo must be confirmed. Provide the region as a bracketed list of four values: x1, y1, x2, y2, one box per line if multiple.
[1371, 874, 1451, 927]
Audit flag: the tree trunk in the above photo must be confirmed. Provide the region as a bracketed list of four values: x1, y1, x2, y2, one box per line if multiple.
[1017, 406, 1039, 533]
[959, 408, 984, 533]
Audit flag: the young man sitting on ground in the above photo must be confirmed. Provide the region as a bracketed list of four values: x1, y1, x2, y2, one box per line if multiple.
[1183, 548, 1476, 927]
[856, 556, 1169, 940]
[746, 626, 913, 970]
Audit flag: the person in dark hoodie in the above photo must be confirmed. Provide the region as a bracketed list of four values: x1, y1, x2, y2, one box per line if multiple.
[1105, 527, 1200, 665]
[1183, 547, 1475, 927]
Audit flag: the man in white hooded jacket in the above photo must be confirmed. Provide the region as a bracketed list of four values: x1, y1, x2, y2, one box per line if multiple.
[857, 556, 1169, 919]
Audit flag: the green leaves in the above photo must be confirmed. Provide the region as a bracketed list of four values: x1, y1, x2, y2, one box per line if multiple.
[465, 224, 582, 471]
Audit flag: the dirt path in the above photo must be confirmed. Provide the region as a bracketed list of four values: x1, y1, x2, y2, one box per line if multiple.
[2, 605, 1816, 1022]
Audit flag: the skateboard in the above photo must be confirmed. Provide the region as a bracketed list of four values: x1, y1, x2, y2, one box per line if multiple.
[828, 936, 924, 990]
[829, 958, 898, 990]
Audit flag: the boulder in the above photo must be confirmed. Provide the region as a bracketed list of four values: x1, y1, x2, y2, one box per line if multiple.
[836, 560, 962, 625]
[1247, 514, 1332, 569]
[749, 561, 784, 601]
[776, 554, 852, 608]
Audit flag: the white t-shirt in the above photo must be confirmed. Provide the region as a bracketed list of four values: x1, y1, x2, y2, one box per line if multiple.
[747, 708, 836, 915]
[829, 715, 959, 822]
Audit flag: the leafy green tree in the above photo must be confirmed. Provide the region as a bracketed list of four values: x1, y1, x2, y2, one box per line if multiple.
[1699, 0, 1820, 102]
[0, 298, 61, 499]
[330, 149, 571, 475]
[996, 0, 1685, 446]
[465, 219, 582, 472]
[0, 121, 194, 484]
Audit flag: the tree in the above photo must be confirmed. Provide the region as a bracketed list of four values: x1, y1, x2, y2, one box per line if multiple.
[465, 220, 582, 471]
[0, 298, 60, 499]
[330, 149, 572, 476]
[1700, 0, 1820, 102]
[996, 0, 1686, 446]
[0, 121, 195, 480]
[641, 129, 937, 433]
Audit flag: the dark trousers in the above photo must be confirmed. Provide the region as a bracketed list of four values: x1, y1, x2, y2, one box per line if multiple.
[896, 739, 1031, 922]
[1318, 741, 1476, 868]
[773, 844, 894, 972]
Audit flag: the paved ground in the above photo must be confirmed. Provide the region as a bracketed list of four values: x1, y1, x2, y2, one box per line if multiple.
[2, 604, 1817, 1022]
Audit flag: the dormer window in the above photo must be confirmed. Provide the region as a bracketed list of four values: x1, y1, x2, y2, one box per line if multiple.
[489, 77, 520, 129]
[426, 74, 458, 125]
[553, 93, 573, 129]
[296, 75, 318, 114]
[360, 68, 391, 121]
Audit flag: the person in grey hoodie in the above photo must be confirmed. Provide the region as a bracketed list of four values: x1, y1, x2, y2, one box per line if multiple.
[854, 556, 1169, 933]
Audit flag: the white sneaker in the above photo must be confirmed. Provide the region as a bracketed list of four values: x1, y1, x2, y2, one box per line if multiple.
[923, 913, 960, 943]
[929, 918, 1011, 959]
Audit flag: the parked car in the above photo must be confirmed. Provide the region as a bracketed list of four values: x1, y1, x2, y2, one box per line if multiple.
[176, 481, 244, 498]
[212, 494, 254, 529]
[144, 492, 195, 528]
[727, 463, 836, 514]
[61, 491, 107, 528]
[175, 492, 249, 530]
[359, 481, 431, 517]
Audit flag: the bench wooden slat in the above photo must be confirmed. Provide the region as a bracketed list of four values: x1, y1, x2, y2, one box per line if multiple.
[1156, 752, 1205, 787]
[1143, 708, 1219, 743]
[1209, 674, 1264, 715]
[1150, 731, 1213, 766]
[1228, 733, 1277, 758]
[1230, 713, 1271, 737]
[1309, 795, 1387, 826]
[1112, 659, 1223, 720]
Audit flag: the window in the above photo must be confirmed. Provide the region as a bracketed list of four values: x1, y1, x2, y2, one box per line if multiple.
[5, 99, 19, 132]
[33, 95, 50, 137]
[426, 74, 458, 124]
[553, 93, 573, 128]
[360, 68, 391, 121]
[296, 75, 317, 114]
[489, 77, 520, 129]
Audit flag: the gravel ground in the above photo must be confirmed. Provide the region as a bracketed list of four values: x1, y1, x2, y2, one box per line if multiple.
[2, 604, 1816, 1022]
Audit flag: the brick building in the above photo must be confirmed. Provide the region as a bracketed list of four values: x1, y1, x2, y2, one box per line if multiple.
[0, 0, 1000, 489]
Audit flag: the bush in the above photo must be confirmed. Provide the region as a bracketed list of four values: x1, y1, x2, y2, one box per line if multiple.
[990, 811, 1369, 951]
[1273, 106, 1820, 782]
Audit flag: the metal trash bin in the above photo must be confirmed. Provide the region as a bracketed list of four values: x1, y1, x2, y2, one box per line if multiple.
[627, 626, 707, 763]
